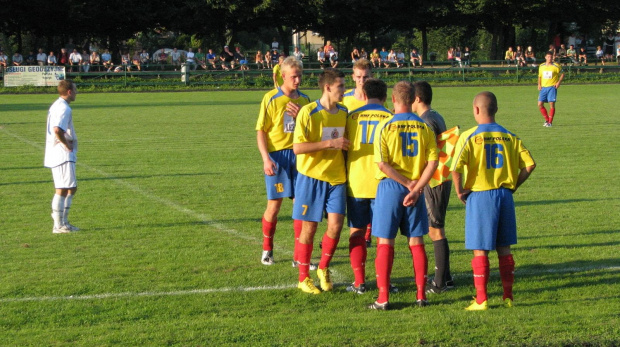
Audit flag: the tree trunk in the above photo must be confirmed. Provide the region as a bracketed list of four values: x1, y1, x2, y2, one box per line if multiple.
[421, 26, 428, 61]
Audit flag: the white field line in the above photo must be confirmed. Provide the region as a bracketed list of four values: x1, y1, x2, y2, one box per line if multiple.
[0, 265, 617, 303]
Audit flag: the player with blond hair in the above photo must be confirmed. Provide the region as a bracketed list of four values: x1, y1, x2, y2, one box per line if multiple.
[256, 57, 311, 266]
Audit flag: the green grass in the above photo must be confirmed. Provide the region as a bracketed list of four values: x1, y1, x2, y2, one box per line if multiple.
[1, 85, 618, 346]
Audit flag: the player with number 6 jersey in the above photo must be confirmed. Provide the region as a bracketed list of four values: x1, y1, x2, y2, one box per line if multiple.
[256, 57, 311, 267]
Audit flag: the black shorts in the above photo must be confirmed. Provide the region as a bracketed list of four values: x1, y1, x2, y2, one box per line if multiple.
[423, 181, 452, 228]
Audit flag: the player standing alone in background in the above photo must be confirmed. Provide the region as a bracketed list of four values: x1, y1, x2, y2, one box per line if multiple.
[344, 78, 392, 294]
[369, 81, 438, 310]
[342, 58, 375, 246]
[452, 91, 536, 310]
[538, 52, 564, 127]
[411, 81, 456, 293]
[44, 80, 80, 234]
[293, 68, 349, 294]
[256, 57, 311, 266]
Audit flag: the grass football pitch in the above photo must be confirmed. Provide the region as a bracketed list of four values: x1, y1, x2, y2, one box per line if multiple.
[1, 84, 619, 346]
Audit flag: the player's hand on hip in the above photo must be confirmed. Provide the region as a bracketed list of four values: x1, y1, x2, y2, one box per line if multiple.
[330, 137, 350, 151]
[286, 102, 301, 118]
[263, 159, 277, 176]
[403, 189, 420, 207]
[458, 189, 471, 204]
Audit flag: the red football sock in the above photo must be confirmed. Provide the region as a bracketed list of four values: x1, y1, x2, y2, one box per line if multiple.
[499, 254, 515, 301]
[293, 219, 303, 262]
[548, 108, 555, 124]
[375, 244, 394, 303]
[349, 235, 367, 286]
[409, 244, 428, 300]
[472, 255, 490, 304]
[297, 242, 313, 282]
[539, 106, 549, 122]
[262, 217, 277, 251]
[318, 234, 339, 269]
[365, 224, 372, 242]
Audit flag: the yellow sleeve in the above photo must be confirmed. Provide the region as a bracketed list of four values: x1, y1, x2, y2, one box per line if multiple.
[294, 108, 311, 144]
[255, 93, 271, 131]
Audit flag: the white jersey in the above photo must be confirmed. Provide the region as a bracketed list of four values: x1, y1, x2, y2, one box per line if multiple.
[45, 97, 77, 168]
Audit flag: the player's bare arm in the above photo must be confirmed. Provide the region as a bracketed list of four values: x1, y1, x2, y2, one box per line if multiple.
[513, 164, 536, 192]
[451, 171, 471, 204]
[555, 73, 565, 89]
[256, 130, 277, 176]
[537, 76, 542, 91]
[376, 161, 417, 191]
[293, 137, 350, 154]
[53, 126, 73, 151]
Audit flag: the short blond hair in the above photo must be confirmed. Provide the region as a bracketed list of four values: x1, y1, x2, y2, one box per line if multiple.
[57, 79, 75, 96]
[281, 56, 303, 74]
[352, 58, 371, 71]
[392, 81, 415, 105]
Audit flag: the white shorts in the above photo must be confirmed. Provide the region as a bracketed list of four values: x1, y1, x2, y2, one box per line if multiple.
[51, 162, 77, 189]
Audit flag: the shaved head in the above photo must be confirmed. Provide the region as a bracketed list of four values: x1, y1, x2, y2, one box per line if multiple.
[473, 91, 498, 116]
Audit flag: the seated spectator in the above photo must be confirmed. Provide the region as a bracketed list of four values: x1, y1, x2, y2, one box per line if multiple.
[504, 47, 515, 66]
[462, 46, 471, 66]
[557, 44, 568, 64]
[409, 48, 422, 67]
[140, 49, 150, 71]
[102, 49, 114, 71]
[329, 50, 339, 68]
[370, 48, 380, 68]
[396, 49, 405, 67]
[324, 41, 334, 56]
[316, 48, 325, 69]
[454, 47, 463, 67]
[595, 46, 605, 65]
[195, 48, 206, 70]
[379, 47, 389, 66]
[26, 51, 36, 65]
[386, 49, 397, 68]
[265, 50, 273, 69]
[47, 51, 57, 66]
[0, 51, 8, 67]
[515, 46, 526, 67]
[604, 33, 614, 61]
[578, 47, 587, 65]
[360, 48, 367, 60]
[37, 48, 47, 66]
[171, 48, 182, 70]
[12, 52, 24, 66]
[185, 48, 196, 71]
[271, 49, 279, 65]
[447, 47, 455, 66]
[566, 45, 578, 65]
[206, 49, 217, 69]
[220, 45, 235, 70]
[121, 51, 131, 71]
[81, 50, 91, 72]
[255, 50, 264, 69]
[132, 50, 141, 71]
[293, 46, 304, 64]
[90, 50, 101, 71]
[351, 47, 360, 62]
[546, 44, 557, 61]
[69, 49, 82, 71]
[525, 46, 536, 66]
[235, 46, 249, 71]
[58, 48, 70, 68]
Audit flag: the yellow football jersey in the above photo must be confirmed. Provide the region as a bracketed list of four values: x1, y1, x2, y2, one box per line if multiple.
[256, 88, 311, 152]
[273, 64, 283, 87]
[374, 113, 438, 181]
[451, 123, 535, 191]
[346, 104, 393, 198]
[342, 88, 366, 112]
[538, 63, 562, 87]
[294, 101, 348, 185]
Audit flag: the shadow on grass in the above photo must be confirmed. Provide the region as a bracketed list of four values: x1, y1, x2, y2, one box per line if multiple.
[1, 100, 260, 113]
[519, 228, 619, 240]
[0, 172, 219, 186]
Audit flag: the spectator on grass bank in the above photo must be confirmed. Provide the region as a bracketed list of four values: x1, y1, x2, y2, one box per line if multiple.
[386, 49, 397, 68]
[504, 47, 515, 66]
[396, 49, 405, 67]
[454, 47, 462, 67]
[546, 44, 557, 61]
[351, 47, 360, 62]
[566, 45, 578, 65]
[69, 49, 82, 72]
[379, 47, 389, 64]
[329, 50, 339, 68]
[47, 51, 57, 66]
[157, 49, 168, 70]
[140, 49, 150, 71]
[604, 33, 615, 61]
[59, 48, 69, 68]
[90, 50, 101, 71]
[121, 51, 131, 71]
[265, 50, 273, 69]
[235, 47, 249, 71]
[37, 48, 47, 66]
[195, 48, 206, 70]
[525, 46, 536, 66]
[317, 48, 326, 69]
[26, 51, 36, 65]
[132, 51, 141, 71]
[515, 46, 525, 67]
[186, 48, 196, 71]
[220, 45, 235, 70]
[255, 50, 265, 69]
[0, 51, 8, 67]
[410, 48, 422, 67]
[360, 48, 367, 60]
[447, 47, 455, 66]
[293, 46, 305, 64]
[596, 46, 605, 65]
[370, 48, 380, 68]
[463, 47, 471, 66]
[271, 49, 280, 65]
[207, 49, 217, 69]
[81, 50, 90, 72]
[578, 47, 587, 65]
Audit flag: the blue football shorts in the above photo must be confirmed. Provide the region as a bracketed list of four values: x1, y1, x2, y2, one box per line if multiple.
[292, 173, 346, 222]
[372, 178, 429, 239]
[264, 149, 296, 200]
[347, 196, 374, 228]
[465, 187, 517, 250]
[538, 86, 558, 103]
